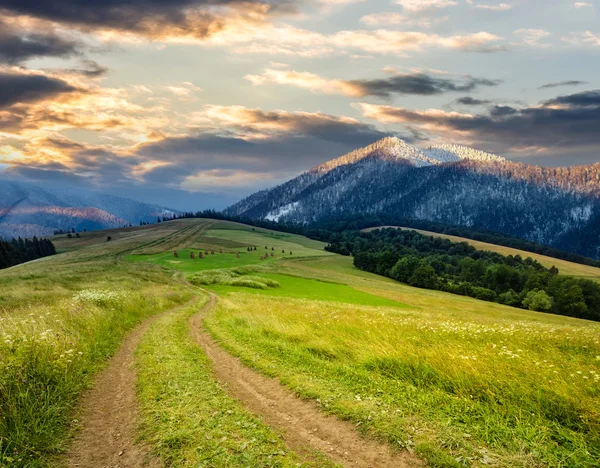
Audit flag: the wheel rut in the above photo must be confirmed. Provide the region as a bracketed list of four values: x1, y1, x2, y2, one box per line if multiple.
[190, 292, 423, 468]
[65, 299, 196, 468]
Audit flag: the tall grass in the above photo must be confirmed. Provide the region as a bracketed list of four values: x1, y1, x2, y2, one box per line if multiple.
[205, 293, 600, 467]
[135, 297, 335, 467]
[0, 262, 191, 467]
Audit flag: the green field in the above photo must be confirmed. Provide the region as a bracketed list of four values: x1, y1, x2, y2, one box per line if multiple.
[2, 219, 599, 467]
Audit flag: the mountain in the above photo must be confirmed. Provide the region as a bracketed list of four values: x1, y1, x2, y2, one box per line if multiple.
[225, 137, 600, 259]
[0, 180, 177, 239]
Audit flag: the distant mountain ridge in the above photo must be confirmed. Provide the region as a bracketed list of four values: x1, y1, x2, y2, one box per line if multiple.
[0, 180, 176, 239]
[225, 137, 600, 259]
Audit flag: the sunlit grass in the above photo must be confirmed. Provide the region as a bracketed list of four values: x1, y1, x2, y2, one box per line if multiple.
[135, 297, 337, 467]
[206, 293, 600, 467]
[0, 253, 191, 466]
[125, 249, 279, 273]
[207, 273, 408, 307]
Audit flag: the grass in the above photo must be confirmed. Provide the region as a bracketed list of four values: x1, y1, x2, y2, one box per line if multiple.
[5, 218, 600, 467]
[125, 249, 280, 273]
[205, 292, 600, 467]
[135, 296, 337, 467]
[0, 257, 191, 467]
[125, 221, 600, 465]
[124, 222, 331, 276]
[207, 273, 408, 308]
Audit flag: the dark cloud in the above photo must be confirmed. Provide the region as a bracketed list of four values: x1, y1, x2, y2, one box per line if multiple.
[137, 130, 389, 176]
[134, 111, 397, 186]
[538, 80, 587, 90]
[7, 165, 91, 184]
[362, 89, 600, 155]
[4, 108, 392, 200]
[0, 0, 293, 39]
[455, 96, 493, 106]
[202, 107, 390, 147]
[543, 90, 600, 107]
[0, 72, 78, 108]
[0, 20, 84, 64]
[67, 60, 109, 77]
[346, 73, 501, 98]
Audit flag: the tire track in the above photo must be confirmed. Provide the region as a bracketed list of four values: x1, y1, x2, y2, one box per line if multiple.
[190, 292, 423, 468]
[66, 299, 197, 468]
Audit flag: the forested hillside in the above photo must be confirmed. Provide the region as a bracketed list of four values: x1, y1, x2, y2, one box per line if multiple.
[226, 137, 600, 259]
[326, 228, 600, 321]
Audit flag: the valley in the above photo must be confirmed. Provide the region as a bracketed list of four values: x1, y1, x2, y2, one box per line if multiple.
[1, 219, 599, 467]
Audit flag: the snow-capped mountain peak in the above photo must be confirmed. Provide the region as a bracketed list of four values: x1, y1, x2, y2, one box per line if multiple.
[225, 136, 600, 259]
[423, 144, 506, 164]
[309, 137, 436, 175]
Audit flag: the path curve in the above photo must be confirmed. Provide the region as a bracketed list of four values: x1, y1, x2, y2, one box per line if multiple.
[190, 292, 423, 468]
[66, 298, 196, 468]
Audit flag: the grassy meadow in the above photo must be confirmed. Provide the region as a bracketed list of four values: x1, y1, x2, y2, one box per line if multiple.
[0, 233, 193, 466]
[2, 218, 599, 467]
[135, 296, 336, 467]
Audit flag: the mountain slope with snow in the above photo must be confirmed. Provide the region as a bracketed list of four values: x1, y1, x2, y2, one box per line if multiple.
[0, 180, 176, 238]
[225, 137, 600, 259]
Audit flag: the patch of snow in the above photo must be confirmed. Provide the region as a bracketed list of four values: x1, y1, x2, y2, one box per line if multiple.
[423, 144, 506, 163]
[264, 202, 299, 222]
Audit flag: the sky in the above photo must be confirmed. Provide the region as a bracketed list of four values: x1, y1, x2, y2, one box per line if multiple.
[0, 0, 598, 210]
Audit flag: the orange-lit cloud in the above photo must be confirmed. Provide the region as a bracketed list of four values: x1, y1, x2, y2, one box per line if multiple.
[245, 68, 501, 98]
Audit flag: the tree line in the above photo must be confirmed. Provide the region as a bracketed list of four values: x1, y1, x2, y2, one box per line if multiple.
[0, 237, 57, 270]
[325, 228, 600, 322]
[156, 211, 600, 268]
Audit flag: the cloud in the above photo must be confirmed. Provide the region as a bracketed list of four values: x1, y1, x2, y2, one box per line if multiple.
[395, 0, 457, 12]
[67, 60, 109, 77]
[563, 31, 600, 47]
[197, 105, 388, 145]
[0, 68, 173, 145]
[330, 30, 504, 54]
[0, 70, 78, 108]
[355, 89, 600, 154]
[538, 80, 587, 89]
[1, 103, 392, 194]
[359, 12, 448, 28]
[246, 68, 501, 98]
[0, 19, 84, 64]
[0, 0, 293, 42]
[346, 74, 500, 98]
[319, 0, 365, 3]
[574, 2, 592, 8]
[513, 28, 550, 46]
[360, 13, 408, 27]
[455, 96, 493, 105]
[475, 3, 512, 11]
[129, 123, 395, 191]
[202, 22, 504, 56]
[164, 81, 203, 96]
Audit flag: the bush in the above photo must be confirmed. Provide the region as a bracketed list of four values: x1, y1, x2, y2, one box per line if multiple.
[522, 289, 554, 311]
[229, 278, 269, 289]
[189, 270, 280, 290]
[408, 265, 437, 289]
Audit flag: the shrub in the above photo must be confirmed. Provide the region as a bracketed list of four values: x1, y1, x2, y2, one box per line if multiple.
[522, 289, 554, 311]
[189, 270, 279, 290]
